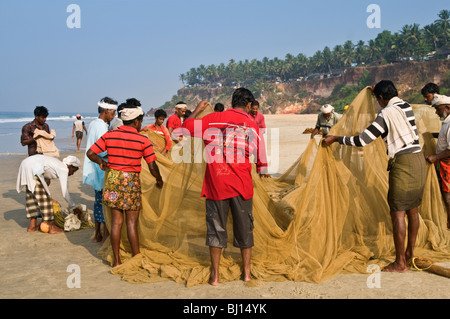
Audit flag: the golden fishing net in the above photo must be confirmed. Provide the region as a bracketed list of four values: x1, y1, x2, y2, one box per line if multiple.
[98, 88, 450, 286]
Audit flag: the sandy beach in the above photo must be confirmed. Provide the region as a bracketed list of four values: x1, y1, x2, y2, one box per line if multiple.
[1, 114, 449, 300]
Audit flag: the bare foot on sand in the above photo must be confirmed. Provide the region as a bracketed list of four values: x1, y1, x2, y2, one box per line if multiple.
[27, 225, 40, 232]
[382, 262, 408, 273]
[209, 271, 219, 286]
[48, 223, 64, 234]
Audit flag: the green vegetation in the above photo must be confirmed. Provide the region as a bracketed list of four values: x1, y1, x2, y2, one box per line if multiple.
[179, 10, 449, 87]
[158, 10, 449, 113]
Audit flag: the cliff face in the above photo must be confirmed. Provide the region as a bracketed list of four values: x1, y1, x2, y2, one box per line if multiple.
[156, 59, 450, 115]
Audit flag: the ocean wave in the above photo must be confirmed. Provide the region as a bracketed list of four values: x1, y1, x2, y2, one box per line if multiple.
[0, 115, 97, 124]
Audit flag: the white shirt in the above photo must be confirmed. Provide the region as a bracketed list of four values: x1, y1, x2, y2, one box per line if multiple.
[83, 118, 109, 191]
[437, 115, 450, 154]
[16, 155, 75, 208]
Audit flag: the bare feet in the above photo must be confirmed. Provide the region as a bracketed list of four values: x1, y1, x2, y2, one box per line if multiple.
[27, 218, 39, 232]
[93, 232, 103, 243]
[48, 222, 64, 234]
[208, 271, 219, 286]
[382, 262, 408, 273]
[27, 224, 40, 232]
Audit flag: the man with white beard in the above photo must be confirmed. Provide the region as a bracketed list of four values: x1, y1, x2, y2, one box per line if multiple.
[425, 94, 450, 230]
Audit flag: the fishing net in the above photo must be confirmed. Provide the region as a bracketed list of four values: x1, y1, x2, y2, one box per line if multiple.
[98, 88, 450, 286]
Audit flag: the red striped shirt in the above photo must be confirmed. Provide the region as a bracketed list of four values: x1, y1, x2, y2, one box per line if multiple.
[89, 125, 156, 172]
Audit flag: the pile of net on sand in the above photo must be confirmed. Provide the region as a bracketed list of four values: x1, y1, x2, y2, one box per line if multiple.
[97, 87, 450, 286]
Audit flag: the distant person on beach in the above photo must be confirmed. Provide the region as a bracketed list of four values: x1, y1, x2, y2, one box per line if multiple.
[82, 97, 117, 243]
[324, 81, 426, 273]
[310, 104, 342, 139]
[167, 101, 187, 143]
[248, 100, 266, 131]
[141, 109, 172, 156]
[21, 106, 51, 156]
[182, 88, 270, 286]
[87, 102, 164, 267]
[425, 94, 450, 230]
[421, 82, 440, 105]
[16, 155, 81, 234]
[214, 103, 225, 112]
[72, 114, 87, 152]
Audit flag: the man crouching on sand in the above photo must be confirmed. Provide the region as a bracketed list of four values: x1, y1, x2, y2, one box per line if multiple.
[16, 155, 81, 234]
[182, 88, 270, 285]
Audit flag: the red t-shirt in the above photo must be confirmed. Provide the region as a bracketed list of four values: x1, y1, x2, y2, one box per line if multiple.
[166, 114, 182, 130]
[182, 109, 268, 201]
[89, 125, 156, 172]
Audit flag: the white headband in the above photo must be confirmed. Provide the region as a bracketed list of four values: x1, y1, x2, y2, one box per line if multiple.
[175, 104, 187, 109]
[432, 94, 450, 107]
[320, 104, 334, 114]
[98, 101, 118, 110]
[120, 107, 144, 121]
[63, 155, 81, 168]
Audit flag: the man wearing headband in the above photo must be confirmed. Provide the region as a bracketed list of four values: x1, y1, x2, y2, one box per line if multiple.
[167, 101, 187, 143]
[16, 155, 81, 234]
[82, 97, 118, 242]
[426, 94, 450, 230]
[87, 100, 164, 267]
[310, 104, 342, 139]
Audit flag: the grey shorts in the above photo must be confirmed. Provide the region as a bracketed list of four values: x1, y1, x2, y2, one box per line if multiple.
[206, 196, 254, 249]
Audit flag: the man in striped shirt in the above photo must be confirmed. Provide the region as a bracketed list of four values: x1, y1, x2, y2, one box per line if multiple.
[324, 80, 426, 273]
[87, 101, 164, 267]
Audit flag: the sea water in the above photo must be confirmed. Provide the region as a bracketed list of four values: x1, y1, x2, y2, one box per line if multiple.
[0, 112, 155, 155]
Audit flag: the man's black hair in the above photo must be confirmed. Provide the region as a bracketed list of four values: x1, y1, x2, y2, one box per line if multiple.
[34, 106, 49, 117]
[214, 103, 225, 112]
[126, 98, 141, 107]
[373, 80, 398, 101]
[154, 109, 167, 119]
[421, 83, 440, 95]
[176, 101, 186, 105]
[116, 103, 126, 118]
[231, 88, 255, 109]
[252, 100, 260, 107]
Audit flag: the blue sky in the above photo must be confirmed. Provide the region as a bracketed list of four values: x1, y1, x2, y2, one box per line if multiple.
[0, 0, 448, 114]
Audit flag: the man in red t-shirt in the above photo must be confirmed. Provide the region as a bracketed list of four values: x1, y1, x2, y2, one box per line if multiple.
[182, 88, 270, 286]
[167, 101, 187, 144]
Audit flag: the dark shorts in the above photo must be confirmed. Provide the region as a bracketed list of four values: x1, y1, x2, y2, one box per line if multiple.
[76, 131, 83, 140]
[205, 196, 254, 249]
[388, 152, 426, 212]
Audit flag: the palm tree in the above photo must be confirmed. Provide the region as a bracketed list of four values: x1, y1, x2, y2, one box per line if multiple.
[322, 46, 333, 74]
[424, 23, 441, 50]
[436, 9, 450, 45]
[342, 40, 355, 66]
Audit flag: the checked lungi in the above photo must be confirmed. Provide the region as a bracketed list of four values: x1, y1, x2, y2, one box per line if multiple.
[25, 177, 54, 222]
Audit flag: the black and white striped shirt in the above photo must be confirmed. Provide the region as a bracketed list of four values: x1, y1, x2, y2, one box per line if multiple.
[338, 98, 421, 157]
